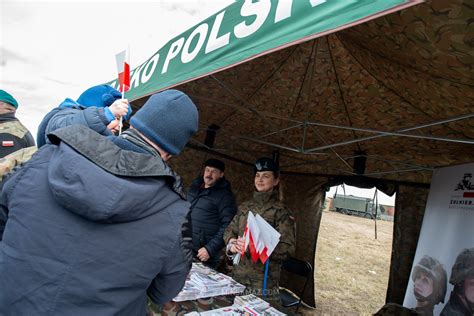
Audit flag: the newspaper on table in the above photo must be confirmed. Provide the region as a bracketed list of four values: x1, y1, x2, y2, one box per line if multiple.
[234, 294, 270, 311]
[185, 307, 286, 316]
[184, 294, 286, 315]
[173, 262, 246, 302]
[186, 306, 259, 315]
[234, 294, 270, 314]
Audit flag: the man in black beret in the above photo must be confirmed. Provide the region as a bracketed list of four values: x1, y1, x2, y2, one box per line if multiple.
[187, 158, 237, 269]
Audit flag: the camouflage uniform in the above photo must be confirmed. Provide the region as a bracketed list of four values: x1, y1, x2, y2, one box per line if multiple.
[0, 114, 35, 158]
[0, 146, 37, 181]
[224, 190, 296, 303]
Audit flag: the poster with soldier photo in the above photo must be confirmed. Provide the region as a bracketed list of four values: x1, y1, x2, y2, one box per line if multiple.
[403, 162, 474, 316]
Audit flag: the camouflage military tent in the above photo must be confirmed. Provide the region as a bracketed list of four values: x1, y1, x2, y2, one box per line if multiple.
[111, 0, 473, 310]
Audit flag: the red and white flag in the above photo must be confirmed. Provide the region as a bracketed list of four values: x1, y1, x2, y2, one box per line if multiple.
[242, 211, 281, 264]
[115, 49, 130, 93]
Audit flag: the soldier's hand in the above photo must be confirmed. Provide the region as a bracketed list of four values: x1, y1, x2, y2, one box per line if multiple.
[236, 237, 245, 252]
[197, 247, 210, 262]
[228, 238, 238, 254]
[109, 99, 129, 117]
[229, 237, 245, 253]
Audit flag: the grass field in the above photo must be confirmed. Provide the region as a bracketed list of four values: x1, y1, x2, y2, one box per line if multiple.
[300, 210, 394, 315]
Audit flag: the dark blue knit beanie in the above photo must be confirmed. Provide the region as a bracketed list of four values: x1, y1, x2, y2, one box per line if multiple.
[130, 90, 199, 155]
[76, 85, 122, 108]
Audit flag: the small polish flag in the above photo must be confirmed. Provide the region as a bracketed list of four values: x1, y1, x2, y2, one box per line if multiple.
[115, 49, 130, 93]
[2, 141, 14, 147]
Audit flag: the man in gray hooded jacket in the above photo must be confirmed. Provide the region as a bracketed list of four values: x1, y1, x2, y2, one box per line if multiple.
[0, 89, 198, 315]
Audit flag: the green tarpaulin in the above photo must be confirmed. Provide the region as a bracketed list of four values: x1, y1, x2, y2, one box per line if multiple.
[109, 0, 422, 100]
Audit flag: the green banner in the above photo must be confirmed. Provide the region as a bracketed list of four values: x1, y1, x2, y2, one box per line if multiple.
[109, 0, 421, 100]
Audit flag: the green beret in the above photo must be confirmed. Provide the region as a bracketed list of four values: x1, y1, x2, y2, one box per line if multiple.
[0, 90, 19, 108]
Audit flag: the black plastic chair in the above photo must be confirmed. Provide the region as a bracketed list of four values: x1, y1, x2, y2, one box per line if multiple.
[279, 257, 313, 312]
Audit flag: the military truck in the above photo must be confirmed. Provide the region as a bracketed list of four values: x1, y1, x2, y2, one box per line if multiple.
[331, 194, 382, 219]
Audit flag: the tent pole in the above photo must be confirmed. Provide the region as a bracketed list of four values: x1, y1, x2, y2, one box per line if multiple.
[305, 113, 474, 152]
[257, 124, 303, 138]
[301, 122, 308, 152]
[363, 168, 429, 176]
[309, 125, 354, 172]
[364, 155, 434, 171]
[190, 94, 473, 144]
[306, 120, 474, 144]
[238, 136, 302, 153]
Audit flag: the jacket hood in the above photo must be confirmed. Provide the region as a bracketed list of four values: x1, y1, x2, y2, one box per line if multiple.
[59, 98, 83, 109]
[47, 125, 180, 223]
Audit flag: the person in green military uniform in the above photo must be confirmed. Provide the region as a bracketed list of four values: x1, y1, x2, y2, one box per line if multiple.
[0, 90, 35, 159]
[224, 157, 296, 304]
[441, 248, 474, 316]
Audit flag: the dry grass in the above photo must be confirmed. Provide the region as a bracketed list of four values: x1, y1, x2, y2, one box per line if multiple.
[299, 210, 394, 316]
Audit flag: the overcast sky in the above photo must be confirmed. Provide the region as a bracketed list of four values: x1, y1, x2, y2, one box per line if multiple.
[1, 0, 395, 205]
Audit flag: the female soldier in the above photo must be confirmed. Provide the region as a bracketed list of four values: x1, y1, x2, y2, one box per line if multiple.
[224, 157, 296, 303]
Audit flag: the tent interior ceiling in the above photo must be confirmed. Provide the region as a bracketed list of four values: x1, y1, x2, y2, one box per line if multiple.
[134, 1, 473, 184]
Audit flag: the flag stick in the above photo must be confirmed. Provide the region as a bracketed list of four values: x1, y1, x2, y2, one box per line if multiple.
[119, 87, 124, 135]
[262, 259, 269, 298]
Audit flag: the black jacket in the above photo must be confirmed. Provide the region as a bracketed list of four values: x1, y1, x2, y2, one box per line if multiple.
[188, 177, 237, 262]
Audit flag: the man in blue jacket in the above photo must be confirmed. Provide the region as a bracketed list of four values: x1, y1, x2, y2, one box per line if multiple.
[188, 158, 237, 269]
[36, 84, 131, 147]
[0, 89, 198, 315]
